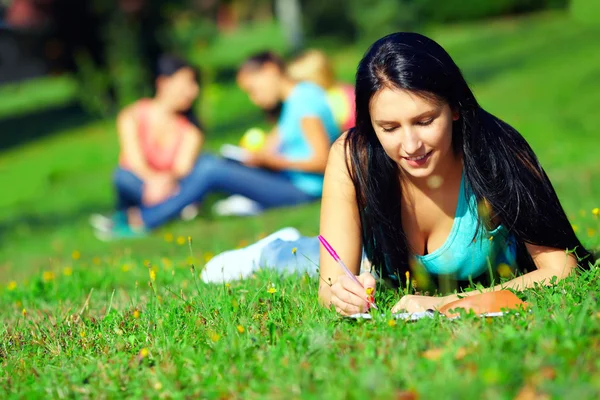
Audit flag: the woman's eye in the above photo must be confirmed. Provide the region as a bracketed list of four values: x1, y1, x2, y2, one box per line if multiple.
[382, 126, 398, 133]
[416, 118, 434, 126]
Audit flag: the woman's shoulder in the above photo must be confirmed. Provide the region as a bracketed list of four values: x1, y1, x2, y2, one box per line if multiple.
[118, 98, 151, 120]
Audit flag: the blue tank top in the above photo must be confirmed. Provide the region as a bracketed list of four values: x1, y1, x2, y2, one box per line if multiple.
[413, 173, 517, 280]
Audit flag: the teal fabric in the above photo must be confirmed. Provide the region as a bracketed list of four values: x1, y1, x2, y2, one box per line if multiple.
[414, 173, 517, 280]
[277, 82, 339, 196]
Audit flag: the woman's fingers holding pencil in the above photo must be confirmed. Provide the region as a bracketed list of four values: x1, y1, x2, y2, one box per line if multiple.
[357, 272, 376, 298]
[330, 273, 375, 315]
[358, 272, 377, 308]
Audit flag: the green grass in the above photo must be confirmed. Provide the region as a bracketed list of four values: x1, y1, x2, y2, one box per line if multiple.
[1, 11, 600, 398]
[0, 75, 78, 119]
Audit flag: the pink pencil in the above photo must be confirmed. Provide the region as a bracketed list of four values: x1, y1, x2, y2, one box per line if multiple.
[318, 235, 378, 310]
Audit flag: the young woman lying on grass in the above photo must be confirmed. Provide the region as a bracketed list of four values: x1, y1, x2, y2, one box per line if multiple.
[201, 32, 594, 312]
[318, 32, 593, 315]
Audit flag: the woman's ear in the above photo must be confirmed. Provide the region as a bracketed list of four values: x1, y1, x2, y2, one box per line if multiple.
[452, 109, 460, 121]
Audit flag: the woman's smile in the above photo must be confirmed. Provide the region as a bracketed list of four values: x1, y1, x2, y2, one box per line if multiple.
[402, 150, 432, 167]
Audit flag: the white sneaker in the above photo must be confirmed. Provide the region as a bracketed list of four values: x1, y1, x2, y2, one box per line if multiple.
[212, 195, 263, 217]
[181, 203, 200, 221]
[89, 213, 113, 232]
[201, 227, 301, 283]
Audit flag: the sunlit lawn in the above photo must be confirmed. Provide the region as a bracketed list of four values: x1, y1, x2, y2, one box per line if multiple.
[0, 11, 599, 399]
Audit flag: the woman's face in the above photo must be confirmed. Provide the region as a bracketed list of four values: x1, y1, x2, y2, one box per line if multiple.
[238, 64, 281, 110]
[369, 86, 458, 180]
[157, 67, 199, 111]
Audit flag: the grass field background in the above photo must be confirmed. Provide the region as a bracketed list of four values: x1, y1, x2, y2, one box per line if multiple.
[1, 11, 599, 399]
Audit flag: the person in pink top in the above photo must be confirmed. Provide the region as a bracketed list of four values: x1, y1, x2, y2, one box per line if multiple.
[90, 55, 204, 239]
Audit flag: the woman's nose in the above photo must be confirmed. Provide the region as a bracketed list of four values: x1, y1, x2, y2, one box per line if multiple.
[401, 127, 423, 155]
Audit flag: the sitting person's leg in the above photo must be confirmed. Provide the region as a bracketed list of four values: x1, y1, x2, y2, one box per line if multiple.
[203, 233, 371, 283]
[90, 168, 144, 236]
[113, 168, 144, 210]
[140, 154, 317, 229]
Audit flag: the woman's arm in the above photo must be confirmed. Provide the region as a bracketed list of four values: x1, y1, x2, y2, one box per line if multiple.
[392, 245, 578, 313]
[465, 244, 576, 294]
[246, 117, 331, 173]
[171, 126, 204, 179]
[117, 108, 159, 181]
[318, 136, 375, 314]
[117, 107, 179, 206]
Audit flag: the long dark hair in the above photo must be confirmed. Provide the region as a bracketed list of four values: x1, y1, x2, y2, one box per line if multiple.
[346, 32, 593, 285]
[156, 54, 202, 130]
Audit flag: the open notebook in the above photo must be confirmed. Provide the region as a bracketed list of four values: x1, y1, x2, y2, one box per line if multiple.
[349, 311, 509, 321]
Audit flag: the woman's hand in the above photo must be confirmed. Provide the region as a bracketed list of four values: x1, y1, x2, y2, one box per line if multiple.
[244, 150, 287, 171]
[391, 294, 457, 314]
[329, 272, 377, 316]
[143, 174, 179, 206]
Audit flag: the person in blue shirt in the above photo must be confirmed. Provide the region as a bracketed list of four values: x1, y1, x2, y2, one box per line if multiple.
[101, 51, 340, 235]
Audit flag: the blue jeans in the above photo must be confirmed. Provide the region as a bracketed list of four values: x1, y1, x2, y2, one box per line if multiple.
[114, 154, 318, 229]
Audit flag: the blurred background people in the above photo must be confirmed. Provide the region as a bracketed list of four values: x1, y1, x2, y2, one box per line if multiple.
[287, 49, 355, 132]
[90, 54, 204, 240]
[92, 51, 339, 236]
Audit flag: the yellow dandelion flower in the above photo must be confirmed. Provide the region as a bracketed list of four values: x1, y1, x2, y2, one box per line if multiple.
[209, 331, 220, 343]
[63, 267, 73, 276]
[204, 252, 214, 263]
[7, 281, 17, 291]
[291, 247, 297, 255]
[365, 287, 374, 295]
[176, 236, 186, 246]
[236, 239, 249, 249]
[139, 348, 149, 358]
[188, 236, 192, 245]
[22, 308, 27, 317]
[497, 263, 513, 278]
[42, 271, 55, 282]
[153, 382, 162, 390]
[121, 263, 131, 272]
[405, 270, 411, 282]
[133, 309, 141, 319]
[572, 224, 579, 233]
[237, 325, 245, 334]
[388, 319, 397, 327]
[92, 257, 101, 265]
[149, 269, 157, 282]
[587, 228, 596, 238]
[592, 208, 599, 217]
[164, 233, 174, 243]
[71, 250, 81, 260]
[80, 331, 86, 338]
[225, 283, 231, 288]
[267, 287, 277, 294]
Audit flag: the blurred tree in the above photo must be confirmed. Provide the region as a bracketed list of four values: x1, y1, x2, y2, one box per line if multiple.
[275, 0, 304, 53]
[300, 0, 355, 43]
